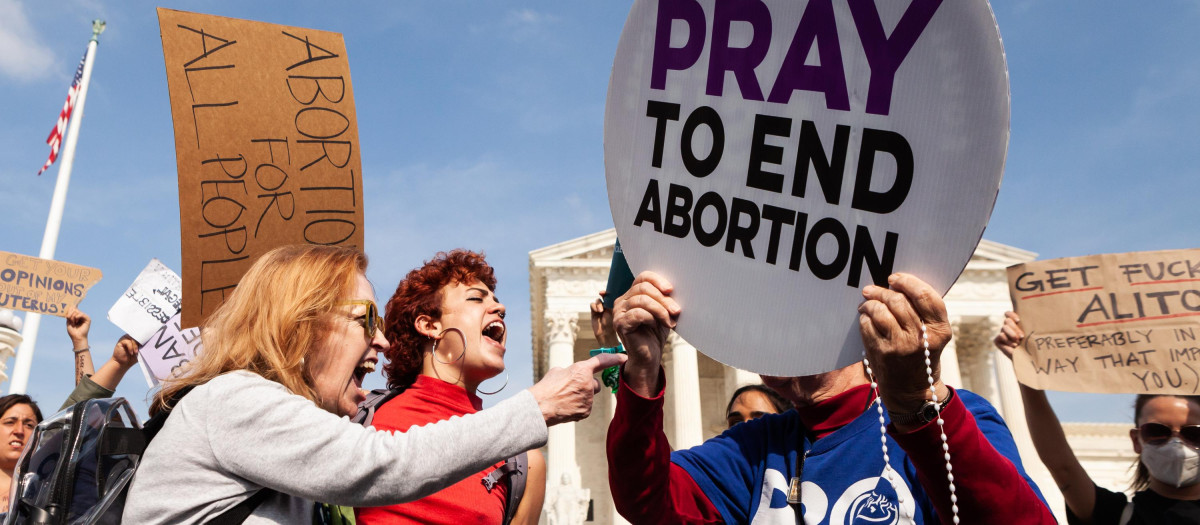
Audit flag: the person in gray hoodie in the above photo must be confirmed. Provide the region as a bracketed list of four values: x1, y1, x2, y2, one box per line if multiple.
[123, 245, 620, 524]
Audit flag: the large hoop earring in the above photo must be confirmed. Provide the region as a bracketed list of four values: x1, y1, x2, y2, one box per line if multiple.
[430, 328, 466, 384]
[432, 328, 466, 365]
[476, 372, 509, 395]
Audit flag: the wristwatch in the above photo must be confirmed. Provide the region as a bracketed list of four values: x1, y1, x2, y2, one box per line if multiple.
[887, 388, 954, 426]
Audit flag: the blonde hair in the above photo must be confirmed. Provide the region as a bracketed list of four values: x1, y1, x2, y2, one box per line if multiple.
[152, 244, 367, 415]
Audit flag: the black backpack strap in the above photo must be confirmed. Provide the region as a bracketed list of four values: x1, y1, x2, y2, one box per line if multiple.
[207, 488, 276, 525]
[504, 452, 528, 524]
[16, 497, 54, 524]
[99, 427, 146, 457]
[480, 452, 528, 524]
[351, 387, 406, 426]
[142, 385, 195, 443]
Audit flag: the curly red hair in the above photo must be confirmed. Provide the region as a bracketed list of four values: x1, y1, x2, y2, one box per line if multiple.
[382, 249, 496, 389]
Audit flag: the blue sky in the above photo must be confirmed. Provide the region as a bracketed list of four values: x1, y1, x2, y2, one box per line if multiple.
[1, 1, 1197, 423]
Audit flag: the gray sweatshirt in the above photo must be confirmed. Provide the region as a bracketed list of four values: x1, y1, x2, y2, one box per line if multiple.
[121, 371, 548, 524]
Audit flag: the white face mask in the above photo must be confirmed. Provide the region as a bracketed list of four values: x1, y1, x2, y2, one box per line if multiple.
[1142, 437, 1200, 488]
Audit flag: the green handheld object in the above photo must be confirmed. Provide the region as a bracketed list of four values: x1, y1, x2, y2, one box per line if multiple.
[589, 344, 626, 393]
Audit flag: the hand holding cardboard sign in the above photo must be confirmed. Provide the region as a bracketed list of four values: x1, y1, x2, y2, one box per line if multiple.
[65, 307, 91, 351]
[65, 306, 95, 385]
[993, 311, 1024, 360]
[613, 271, 680, 398]
[858, 273, 952, 417]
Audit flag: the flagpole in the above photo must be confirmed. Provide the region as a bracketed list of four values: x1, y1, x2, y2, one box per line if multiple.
[9, 20, 106, 394]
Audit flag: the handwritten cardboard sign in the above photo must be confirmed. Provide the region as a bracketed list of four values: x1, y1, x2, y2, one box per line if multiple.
[137, 311, 202, 386]
[0, 251, 102, 317]
[604, 0, 1009, 375]
[159, 8, 365, 328]
[1008, 249, 1200, 395]
[107, 259, 183, 344]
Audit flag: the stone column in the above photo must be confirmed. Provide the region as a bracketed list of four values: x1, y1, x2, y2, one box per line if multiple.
[667, 332, 703, 449]
[939, 318, 963, 389]
[987, 315, 1035, 453]
[956, 319, 998, 405]
[723, 366, 762, 408]
[544, 311, 580, 488]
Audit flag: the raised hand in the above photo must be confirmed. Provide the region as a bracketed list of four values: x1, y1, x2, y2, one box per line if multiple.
[612, 271, 679, 397]
[858, 273, 952, 416]
[992, 311, 1023, 360]
[590, 292, 617, 348]
[113, 335, 141, 370]
[65, 307, 91, 350]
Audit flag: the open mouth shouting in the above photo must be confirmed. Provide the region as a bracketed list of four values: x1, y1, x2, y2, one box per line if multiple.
[483, 320, 506, 349]
[352, 358, 377, 397]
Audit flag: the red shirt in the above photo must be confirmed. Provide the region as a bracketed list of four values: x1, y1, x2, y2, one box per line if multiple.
[355, 375, 508, 524]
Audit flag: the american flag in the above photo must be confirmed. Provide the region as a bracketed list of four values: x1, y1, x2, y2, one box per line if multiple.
[37, 50, 88, 176]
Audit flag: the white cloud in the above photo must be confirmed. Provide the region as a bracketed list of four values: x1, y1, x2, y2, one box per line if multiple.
[469, 8, 561, 41]
[505, 8, 559, 30]
[0, 0, 56, 81]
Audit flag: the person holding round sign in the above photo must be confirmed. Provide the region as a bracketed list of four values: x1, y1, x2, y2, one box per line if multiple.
[995, 311, 1200, 524]
[601, 0, 1052, 521]
[607, 271, 1054, 524]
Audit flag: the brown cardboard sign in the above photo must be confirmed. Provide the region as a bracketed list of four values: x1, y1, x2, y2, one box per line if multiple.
[0, 251, 102, 317]
[1007, 249, 1200, 395]
[159, 8, 364, 328]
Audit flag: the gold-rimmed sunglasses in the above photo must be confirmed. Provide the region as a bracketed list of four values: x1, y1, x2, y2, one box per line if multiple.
[338, 300, 384, 339]
[1138, 422, 1200, 448]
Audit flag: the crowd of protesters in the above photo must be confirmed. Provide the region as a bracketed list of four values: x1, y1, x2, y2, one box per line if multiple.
[0, 244, 1196, 524]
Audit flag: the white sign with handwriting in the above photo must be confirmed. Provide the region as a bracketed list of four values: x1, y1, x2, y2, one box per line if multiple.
[137, 311, 202, 386]
[107, 259, 183, 344]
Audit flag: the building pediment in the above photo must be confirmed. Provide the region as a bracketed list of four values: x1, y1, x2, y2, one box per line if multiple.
[529, 228, 617, 265]
[529, 231, 1036, 373]
[967, 239, 1038, 269]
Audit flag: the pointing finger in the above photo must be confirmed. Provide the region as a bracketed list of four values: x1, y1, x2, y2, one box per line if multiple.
[585, 352, 627, 374]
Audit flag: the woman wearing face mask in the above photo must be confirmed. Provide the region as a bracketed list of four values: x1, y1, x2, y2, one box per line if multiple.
[355, 250, 545, 525]
[996, 311, 1200, 524]
[122, 245, 619, 524]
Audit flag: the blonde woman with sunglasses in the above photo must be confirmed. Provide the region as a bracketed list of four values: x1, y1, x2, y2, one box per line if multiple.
[995, 311, 1200, 524]
[122, 245, 622, 524]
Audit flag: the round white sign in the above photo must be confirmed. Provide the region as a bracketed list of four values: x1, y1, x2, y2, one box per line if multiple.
[604, 0, 1009, 376]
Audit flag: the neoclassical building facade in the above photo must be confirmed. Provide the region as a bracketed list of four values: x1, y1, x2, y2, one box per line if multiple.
[531, 229, 1135, 524]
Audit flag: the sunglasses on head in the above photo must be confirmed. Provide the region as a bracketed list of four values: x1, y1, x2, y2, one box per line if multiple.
[338, 300, 384, 339]
[1138, 422, 1200, 447]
